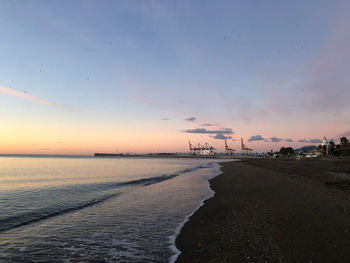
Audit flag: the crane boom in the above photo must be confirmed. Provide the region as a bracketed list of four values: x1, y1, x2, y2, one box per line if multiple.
[241, 138, 252, 152]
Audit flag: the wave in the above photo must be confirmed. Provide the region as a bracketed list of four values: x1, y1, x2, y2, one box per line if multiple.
[168, 162, 222, 263]
[82, 162, 214, 191]
[0, 192, 121, 233]
[0, 162, 213, 233]
[119, 162, 214, 187]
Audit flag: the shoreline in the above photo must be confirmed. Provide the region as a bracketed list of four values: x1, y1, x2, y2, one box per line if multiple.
[169, 162, 229, 263]
[175, 159, 350, 262]
[94, 153, 243, 159]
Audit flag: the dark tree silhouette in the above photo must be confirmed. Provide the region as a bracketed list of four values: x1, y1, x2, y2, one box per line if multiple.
[329, 141, 335, 156]
[340, 137, 349, 146]
[340, 137, 350, 156]
[322, 145, 327, 156]
[279, 147, 294, 156]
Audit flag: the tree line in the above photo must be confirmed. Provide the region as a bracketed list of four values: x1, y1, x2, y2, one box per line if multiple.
[277, 137, 350, 157]
[327, 137, 350, 156]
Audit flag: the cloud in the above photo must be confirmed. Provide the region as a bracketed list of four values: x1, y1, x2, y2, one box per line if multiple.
[182, 128, 233, 135]
[183, 128, 212, 134]
[298, 139, 308, 143]
[182, 127, 234, 140]
[270, 137, 282, 143]
[285, 138, 294, 142]
[185, 117, 196, 122]
[162, 118, 170, 121]
[201, 123, 213, 127]
[211, 134, 232, 140]
[248, 135, 264, 142]
[298, 138, 322, 143]
[0, 86, 73, 111]
[309, 138, 322, 143]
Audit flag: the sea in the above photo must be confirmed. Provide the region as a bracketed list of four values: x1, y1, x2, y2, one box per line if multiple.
[0, 156, 232, 263]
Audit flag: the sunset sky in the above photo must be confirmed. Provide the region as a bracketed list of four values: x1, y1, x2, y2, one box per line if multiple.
[1, 0, 349, 154]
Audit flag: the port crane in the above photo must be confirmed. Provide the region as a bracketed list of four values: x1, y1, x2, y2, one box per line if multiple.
[188, 140, 216, 155]
[224, 139, 235, 155]
[241, 138, 252, 154]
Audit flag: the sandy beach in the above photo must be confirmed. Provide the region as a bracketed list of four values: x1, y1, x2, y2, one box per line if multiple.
[176, 158, 350, 262]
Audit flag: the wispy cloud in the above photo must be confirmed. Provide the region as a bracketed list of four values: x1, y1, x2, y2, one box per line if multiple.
[162, 118, 170, 121]
[274, 7, 350, 116]
[299, 11, 350, 113]
[285, 138, 294, 142]
[201, 123, 213, 127]
[0, 86, 73, 111]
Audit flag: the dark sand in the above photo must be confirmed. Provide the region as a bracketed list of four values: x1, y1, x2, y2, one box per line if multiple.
[176, 158, 350, 262]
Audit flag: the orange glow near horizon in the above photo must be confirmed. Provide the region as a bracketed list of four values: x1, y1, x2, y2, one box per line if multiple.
[0, 90, 347, 155]
[1, 129, 342, 155]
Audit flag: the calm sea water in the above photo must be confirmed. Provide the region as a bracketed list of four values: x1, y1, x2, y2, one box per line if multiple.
[0, 156, 231, 263]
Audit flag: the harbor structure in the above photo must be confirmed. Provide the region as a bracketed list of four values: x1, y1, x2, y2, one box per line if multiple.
[241, 138, 253, 154]
[224, 139, 235, 155]
[188, 141, 216, 155]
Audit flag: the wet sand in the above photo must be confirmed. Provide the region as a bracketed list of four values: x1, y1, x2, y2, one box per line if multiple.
[175, 158, 350, 262]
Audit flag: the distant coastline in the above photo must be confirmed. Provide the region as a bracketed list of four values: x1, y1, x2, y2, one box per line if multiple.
[0, 154, 92, 158]
[94, 153, 242, 159]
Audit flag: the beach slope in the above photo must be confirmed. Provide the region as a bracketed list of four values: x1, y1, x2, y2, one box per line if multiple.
[175, 159, 350, 262]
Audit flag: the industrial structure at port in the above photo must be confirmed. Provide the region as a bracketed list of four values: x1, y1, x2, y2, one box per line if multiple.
[188, 138, 253, 156]
[94, 136, 348, 158]
[188, 141, 216, 155]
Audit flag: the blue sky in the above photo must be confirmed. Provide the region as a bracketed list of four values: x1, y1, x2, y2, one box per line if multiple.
[0, 0, 349, 154]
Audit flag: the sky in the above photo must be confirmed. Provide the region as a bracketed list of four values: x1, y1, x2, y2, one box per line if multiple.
[0, 0, 349, 154]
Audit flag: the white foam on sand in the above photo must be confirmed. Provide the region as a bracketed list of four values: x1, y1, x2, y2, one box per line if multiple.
[168, 162, 223, 263]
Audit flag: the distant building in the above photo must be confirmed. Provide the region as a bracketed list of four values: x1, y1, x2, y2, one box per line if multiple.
[321, 136, 329, 148]
[305, 151, 322, 158]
